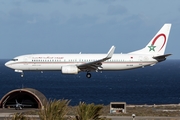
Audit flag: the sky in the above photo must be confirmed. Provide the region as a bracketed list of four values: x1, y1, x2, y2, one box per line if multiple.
[0, 0, 180, 59]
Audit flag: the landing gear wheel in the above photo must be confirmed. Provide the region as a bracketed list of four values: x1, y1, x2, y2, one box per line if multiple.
[21, 73, 24, 77]
[86, 73, 91, 78]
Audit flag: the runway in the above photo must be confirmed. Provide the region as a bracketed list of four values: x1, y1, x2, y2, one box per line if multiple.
[0, 108, 180, 120]
[0, 108, 39, 120]
[105, 116, 180, 120]
[0, 114, 179, 120]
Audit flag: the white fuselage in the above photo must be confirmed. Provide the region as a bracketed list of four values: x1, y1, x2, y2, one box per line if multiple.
[5, 53, 157, 71]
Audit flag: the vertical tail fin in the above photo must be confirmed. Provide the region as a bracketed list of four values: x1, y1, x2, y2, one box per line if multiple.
[129, 24, 171, 55]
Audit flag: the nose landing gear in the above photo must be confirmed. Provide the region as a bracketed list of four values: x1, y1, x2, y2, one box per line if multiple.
[20, 71, 24, 77]
[14, 70, 24, 77]
[21, 73, 24, 77]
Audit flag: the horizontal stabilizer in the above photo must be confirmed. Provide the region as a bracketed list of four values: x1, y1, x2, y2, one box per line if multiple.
[153, 54, 172, 62]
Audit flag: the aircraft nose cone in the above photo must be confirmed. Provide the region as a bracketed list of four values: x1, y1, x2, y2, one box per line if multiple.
[5, 62, 8, 67]
[5, 61, 10, 68]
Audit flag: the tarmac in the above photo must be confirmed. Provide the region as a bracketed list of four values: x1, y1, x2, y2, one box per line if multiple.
[105, 116, 180, 120]
[0, 108, 180, 120]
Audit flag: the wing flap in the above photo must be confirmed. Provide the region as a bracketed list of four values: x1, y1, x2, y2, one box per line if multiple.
[78, 46, 115, 71]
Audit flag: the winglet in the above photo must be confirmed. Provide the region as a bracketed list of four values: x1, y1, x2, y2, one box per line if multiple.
[106, 46, 115, 59]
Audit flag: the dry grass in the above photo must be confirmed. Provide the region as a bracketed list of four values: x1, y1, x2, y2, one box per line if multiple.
[66, 104, 180, 117]
[100, 104, 180, 117]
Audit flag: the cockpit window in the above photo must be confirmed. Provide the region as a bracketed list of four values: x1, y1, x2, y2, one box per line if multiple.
[11, 59, 18, 61]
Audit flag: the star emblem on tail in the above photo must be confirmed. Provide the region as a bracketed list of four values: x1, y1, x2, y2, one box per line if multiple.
[148, 45, 156, 51]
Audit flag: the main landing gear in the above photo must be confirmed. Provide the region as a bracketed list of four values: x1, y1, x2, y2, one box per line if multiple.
[86, 73, 91, 78]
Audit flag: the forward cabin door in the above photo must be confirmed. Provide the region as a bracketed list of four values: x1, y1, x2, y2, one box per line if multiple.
[23, 57, 30, 70]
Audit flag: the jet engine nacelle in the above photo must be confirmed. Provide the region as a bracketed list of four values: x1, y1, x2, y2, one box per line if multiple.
[61, 65, 79, 74]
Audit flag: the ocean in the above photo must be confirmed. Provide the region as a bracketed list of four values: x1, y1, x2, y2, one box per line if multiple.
[0, 59, 180, 105]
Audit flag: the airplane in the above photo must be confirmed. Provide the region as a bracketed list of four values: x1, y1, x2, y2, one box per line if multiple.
[6, 100, 31, 110]
[5, 23, 172, 78]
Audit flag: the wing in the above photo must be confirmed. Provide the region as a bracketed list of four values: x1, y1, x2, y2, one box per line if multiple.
[77, 46, 115, 71]
[6, 104, 16, 107]
[22, 104, 32, 107]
